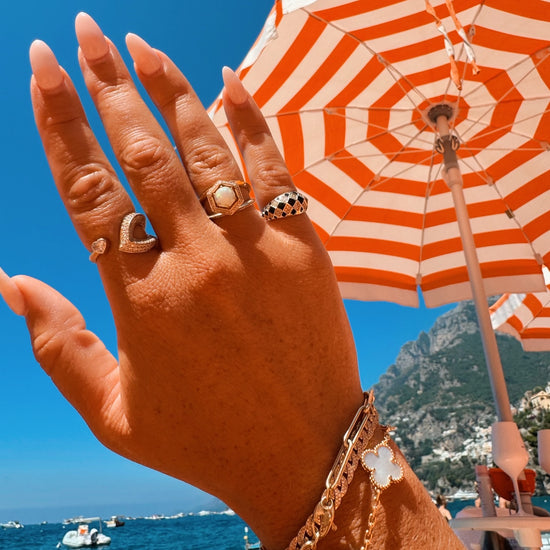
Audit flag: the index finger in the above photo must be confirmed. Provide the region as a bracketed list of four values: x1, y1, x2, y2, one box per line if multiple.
[29, 40, 135, 258]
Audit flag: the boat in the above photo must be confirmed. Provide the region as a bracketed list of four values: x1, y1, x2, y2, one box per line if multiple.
[103, 516, 124, 528]
[244, 527, 261, 550]
[0, 520, 24, 529]
[450, 489, 478, 501]
[62, 519, 111, 547]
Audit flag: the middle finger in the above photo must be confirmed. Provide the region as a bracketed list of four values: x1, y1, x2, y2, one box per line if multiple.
[74, 13, 205, 245]
[124, 33, 262, 229]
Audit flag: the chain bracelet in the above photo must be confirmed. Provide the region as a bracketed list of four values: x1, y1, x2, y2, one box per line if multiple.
[286, 392, 379, 550]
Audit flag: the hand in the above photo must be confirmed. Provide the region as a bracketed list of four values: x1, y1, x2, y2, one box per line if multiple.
[0, 13, 464, 549]
[2, 13, 362, 548]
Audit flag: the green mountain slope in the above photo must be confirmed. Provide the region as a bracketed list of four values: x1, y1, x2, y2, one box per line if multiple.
[371, 300, 550, 494]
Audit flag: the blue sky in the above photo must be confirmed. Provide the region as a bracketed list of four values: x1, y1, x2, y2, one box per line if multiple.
[0, 0, 454, 524]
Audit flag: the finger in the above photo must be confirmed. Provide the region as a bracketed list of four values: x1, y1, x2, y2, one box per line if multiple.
[223, 67, 317, 234]
[75, 13, 205, 242]
[125, 33, 261, 228]
[10, 275, 128, 449]
[0, 267, 26, 316]
[29, 40, 136, 256]
[221, 68, 297, 207]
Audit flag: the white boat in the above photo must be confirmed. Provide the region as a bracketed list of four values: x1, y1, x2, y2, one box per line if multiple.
[62, 519, 111, 547]
[0, 521, 24, 529]
[103, 516, 124, 528]
[244, 527, 261, 550]
[450, 489, 478, 500]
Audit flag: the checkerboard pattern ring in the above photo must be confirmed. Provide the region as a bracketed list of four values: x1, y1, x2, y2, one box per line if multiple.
[261, 191, 308, 221]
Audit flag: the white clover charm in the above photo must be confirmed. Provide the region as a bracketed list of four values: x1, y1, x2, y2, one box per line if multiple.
[361, 439, 404, 490]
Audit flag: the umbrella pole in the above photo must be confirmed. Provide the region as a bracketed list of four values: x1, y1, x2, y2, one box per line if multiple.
[434, 112, 513, 422]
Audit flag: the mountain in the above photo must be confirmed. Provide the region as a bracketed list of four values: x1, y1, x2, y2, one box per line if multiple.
[372, 300, 550, 495]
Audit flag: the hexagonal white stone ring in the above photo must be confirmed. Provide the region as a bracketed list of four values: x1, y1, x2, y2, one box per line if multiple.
[361, 439, 404, 490]
[199, 180, 255, 220]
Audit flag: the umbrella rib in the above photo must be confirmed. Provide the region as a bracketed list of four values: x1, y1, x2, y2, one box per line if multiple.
[461, 107, 550, 144]
[371, 151, 436, 187]
[311, 123, 434, 242]
[304, 9, 430, 117]
[268, 106, 434, 146]
[418, 152, 443, 284]
[364, 127, 436, 189]
[461, 49, 550, 137]
[458, 147, 547, 152]
[463, 97, 550, 108]
[452, 126, 493, 181]
[479, 170, 546, 264]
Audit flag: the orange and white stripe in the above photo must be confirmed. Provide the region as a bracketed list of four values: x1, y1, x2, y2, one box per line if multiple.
[210, 0, 550, 308]
[491, 267, 550, 351]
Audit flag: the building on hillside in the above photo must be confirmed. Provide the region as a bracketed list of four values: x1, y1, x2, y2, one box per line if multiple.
[531, 388, 550, 411]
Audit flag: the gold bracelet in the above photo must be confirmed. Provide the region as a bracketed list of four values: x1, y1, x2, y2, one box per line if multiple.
[280, 391, 404, 550]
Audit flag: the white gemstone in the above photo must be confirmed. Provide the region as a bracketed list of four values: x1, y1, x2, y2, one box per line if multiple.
[213, 185, 238, 209]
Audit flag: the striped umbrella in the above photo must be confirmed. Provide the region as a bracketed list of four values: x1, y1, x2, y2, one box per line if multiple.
[210, 0, 550, 421]
[491, 266, 550, 352]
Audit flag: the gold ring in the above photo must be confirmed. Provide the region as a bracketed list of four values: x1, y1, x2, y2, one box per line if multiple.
[88, 212, 158, 263]
[199, 180, 255, 220]
[89, 238, 109, 262]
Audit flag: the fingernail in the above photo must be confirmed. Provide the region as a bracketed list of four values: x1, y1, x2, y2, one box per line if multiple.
[75, 12, 110, 62]
[29, 40, 64, 91]
[0, 268, 26, 316]
[222, 67, 249, 106]
[125, 33, 163, 76]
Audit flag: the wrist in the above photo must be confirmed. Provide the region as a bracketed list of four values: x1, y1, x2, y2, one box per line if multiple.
[256, 399, 464, 550]
[226, 387, 365, 550]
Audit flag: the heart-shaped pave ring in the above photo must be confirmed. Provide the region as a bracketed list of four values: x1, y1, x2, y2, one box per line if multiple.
[119, 213, 158, 254]
[89, 238, 109, 263]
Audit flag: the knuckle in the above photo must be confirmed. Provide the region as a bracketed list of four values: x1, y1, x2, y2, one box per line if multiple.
[32, 323, 79, 377]
[64, 164, 119, 214]
[93, 78, 134, 104]
[254, 159, 293, 189]
[186, 141, 235, 181]
[119, 135, 167, 174]
[159, 84, 192, 112]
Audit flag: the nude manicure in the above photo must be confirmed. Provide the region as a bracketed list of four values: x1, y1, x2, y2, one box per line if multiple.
[125, 33, 163, 76]
[222, 66, 249, 106]
[75, 12, 110, 62]
[0, 268, 26, 316]
[29, 40, 64, 91]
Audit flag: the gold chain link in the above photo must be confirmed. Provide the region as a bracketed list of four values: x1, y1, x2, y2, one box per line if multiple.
[286, 392, 379, 550]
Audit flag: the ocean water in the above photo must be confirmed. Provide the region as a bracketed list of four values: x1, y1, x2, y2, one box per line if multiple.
[0, 513, 259, 550]
[3, 498, 550, 550]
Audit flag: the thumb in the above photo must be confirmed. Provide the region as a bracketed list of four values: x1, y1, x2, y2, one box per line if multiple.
[6, 273, 126, 444]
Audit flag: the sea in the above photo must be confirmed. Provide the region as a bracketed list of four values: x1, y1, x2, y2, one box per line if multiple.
[3, 498, 550, 550]
[0, 511, 258, 550]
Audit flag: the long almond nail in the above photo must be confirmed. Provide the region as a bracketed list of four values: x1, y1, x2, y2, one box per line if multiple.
[75, 12, 110, 62]
[125, 33, 163, 76]
[0, 269, 26, 316]
[222, 67, 249, 106]
[29, 40, 64, 91]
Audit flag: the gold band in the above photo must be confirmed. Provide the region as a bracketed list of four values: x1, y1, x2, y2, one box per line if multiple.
[199, 180, 254, 220]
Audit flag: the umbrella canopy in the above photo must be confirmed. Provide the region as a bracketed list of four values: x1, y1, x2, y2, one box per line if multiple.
[209, 0, 550, 420]
[491, 266, 550, 352]
[210, 0, 550, 309]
